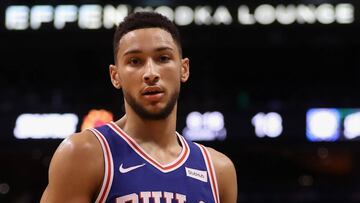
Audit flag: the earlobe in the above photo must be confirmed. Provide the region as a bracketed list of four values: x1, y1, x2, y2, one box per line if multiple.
[109, 64, 122, 89]
[181, 58, 190, 82]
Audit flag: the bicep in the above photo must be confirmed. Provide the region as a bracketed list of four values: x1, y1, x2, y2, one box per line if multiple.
[40, 186, 91, 203]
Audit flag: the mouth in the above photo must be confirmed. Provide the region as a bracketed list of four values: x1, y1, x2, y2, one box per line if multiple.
[141, 87, 164, 101]
[142, 90, 163, 95]
[142, 86, 164, 95]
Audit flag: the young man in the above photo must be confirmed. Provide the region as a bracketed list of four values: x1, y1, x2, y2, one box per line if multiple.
[41, 12, 237, 203]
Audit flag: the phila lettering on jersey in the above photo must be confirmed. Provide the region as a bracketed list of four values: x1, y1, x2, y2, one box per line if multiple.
[116, 191, 186, 203]
[89, 122, 220, 203]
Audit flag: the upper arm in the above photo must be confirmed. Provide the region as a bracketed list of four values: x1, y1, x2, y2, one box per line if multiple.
[40, 131, 103, 203]
[207, 147, 238, 203]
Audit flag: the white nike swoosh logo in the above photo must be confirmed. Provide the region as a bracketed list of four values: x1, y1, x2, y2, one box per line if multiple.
[119, 163, 146, 173]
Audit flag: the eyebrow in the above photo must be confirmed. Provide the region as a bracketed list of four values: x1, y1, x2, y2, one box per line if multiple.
[122, 46, 174, 57]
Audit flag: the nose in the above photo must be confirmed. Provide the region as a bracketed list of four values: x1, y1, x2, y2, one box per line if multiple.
[143, 59, 160, 84]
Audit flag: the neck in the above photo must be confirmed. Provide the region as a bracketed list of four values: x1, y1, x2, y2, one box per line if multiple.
[116, 104, 178, 147]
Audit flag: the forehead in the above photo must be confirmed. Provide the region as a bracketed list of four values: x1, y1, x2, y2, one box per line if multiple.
[117, 28, 179, 56]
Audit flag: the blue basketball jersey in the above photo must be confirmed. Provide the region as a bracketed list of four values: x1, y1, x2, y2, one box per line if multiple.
[89, 122, 220, 203]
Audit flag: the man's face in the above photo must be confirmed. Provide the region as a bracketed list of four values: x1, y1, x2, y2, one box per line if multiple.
[110, 28, 189, 120]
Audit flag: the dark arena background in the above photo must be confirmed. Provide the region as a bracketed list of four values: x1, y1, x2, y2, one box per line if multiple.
[1, 0, 360, 202]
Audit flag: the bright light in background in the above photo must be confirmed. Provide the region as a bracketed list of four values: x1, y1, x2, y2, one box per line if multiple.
[255, 4, 276, 25]
[296, 5, 316, 24]
[344, 112, 360, 140]
[174, 6, 194, 26]
[14, 113, 78, 139]
[213, 6, 233, 25]
[237, 4, 353, 25]
[276, 5, 297, 25]
[133, 6, 153, 13]
[103, 4, 129, 28]
[0, 183, 10, 195]
[203, 111, 225, 131]
[155, 6, 174, 21]
[5, 6, 29, 30]
[194, 6, 213, 25]
[186, 112, 203, 130]
[81, 109, 113, 131]
[252, 112, 283, 138]
[316, 4, 335, 24]
[30, 5, 53, 29]
[336, 4, 354, 23]
[78, 5, 102, 29]
[5, 3, 354, 30]
[183, 111, 226, 141]
[306, 109, 340, 142]
[238, 6, 255, 24]
[54, 5, 77, 29]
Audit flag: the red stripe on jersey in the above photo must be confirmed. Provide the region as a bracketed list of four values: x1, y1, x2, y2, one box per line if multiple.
[91, 129, 114, 203]
[108, 122, 189, 173]
[199, 144, 220, 203]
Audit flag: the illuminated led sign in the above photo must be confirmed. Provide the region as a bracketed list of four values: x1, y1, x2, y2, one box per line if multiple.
[183, 111, 227, 141]
[252, 112, 283, 138]
[13, 113, 78, 139]
[4, 3, 354, 30]
[306, 108, 360, 142]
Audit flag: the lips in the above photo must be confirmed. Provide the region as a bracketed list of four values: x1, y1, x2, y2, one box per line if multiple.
[142, 86, 164, 95]
[141, 86, 164, 102]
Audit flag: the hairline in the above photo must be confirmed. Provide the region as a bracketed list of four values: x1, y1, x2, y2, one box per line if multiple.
[114, 27, 182, 64]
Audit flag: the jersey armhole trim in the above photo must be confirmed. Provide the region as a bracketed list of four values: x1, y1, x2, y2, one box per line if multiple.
[89, 128, 114, 203]
[196, 143, 220, 203]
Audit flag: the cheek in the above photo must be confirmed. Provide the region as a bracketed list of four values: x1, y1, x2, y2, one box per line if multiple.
[164, 70, 181, 85]
[163, 64, 182, 79]
[119, 70, 142, 90]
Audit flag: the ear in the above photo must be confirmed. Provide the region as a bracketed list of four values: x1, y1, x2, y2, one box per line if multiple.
[109, 64, 122, 89]
[180, 58, 190, 83]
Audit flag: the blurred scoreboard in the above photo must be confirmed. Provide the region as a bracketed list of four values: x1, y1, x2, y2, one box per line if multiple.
[306, 108, 360, 142]
[12, 108, 360, 142]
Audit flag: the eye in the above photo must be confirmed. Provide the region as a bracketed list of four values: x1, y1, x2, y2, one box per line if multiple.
[159, 55, 170, 63]
[129, 58, 142, 66]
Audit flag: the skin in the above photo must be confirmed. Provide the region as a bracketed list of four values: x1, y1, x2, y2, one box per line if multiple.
[40, 28, 237, 203]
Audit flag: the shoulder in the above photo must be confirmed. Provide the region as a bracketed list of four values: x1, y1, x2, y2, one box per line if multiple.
[41, 130, 104, 202]
[50, 130, 103, 177]
[55, 129, 102, 162]
[205, 147, 234, 172]
[206, 147, 238, 203]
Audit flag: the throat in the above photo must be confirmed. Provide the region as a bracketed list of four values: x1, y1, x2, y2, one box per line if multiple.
[134, 133, 183, 165]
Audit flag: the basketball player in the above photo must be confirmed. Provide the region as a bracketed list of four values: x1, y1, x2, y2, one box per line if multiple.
[40, 12, 237, 203]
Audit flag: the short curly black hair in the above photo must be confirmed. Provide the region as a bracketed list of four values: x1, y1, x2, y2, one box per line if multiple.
[113, 12, 182, 63]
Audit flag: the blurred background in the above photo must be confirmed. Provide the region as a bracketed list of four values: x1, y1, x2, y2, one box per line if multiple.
[1, 0, 360, 202]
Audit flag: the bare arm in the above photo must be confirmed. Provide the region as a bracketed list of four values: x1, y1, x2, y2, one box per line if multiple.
[40, 130, 103, 203]
[207, 147, 238, 203]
